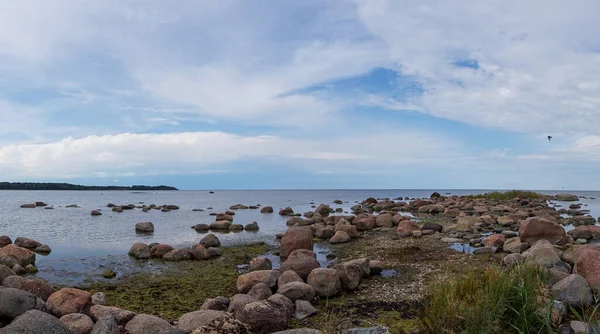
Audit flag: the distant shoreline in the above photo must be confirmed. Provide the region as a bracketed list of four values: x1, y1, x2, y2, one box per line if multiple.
[0, 182, 178, 191]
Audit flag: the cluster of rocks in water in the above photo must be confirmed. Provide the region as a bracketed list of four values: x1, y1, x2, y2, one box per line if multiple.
[128, 234, 223, 262]
[0, 236, 51, 275]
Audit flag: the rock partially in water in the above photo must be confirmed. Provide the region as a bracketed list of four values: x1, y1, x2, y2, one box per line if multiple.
[135, 222, 154, 233]
[163, 249, 193, 261]
[194, 223, 210, 231]
[280, 227, 313, 258]
[129, 243, 150, 259]
[555, 194, 579, 201]
[200, 234, 221, 248]
[35, 244, 52, 254]
[20, 203, 36, 208]
[91, 210, 102, 216]
[249, 257, 272, 272]
[0, 244, 36, 267]
[0, 235, 11, 247]
[245, 222, 260, 231]
[260, 206, 274, 214]
[14, 237, 42, 249]
[149, 244, 174, 258]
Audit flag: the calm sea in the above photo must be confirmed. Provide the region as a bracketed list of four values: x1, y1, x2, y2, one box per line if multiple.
[1, 189, 598, 285]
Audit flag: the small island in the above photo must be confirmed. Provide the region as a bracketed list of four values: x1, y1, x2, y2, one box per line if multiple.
[0, 182, 178, 191]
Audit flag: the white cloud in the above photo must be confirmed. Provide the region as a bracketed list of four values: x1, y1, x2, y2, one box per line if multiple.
[0, 130, 461, 179]
[356, 0, 600, 135]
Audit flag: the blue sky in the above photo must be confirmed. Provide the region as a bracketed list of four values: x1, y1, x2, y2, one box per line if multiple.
[1, 0, 600, 190]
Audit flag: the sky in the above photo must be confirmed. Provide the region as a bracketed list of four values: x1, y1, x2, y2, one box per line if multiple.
[1, 0, 600, 190]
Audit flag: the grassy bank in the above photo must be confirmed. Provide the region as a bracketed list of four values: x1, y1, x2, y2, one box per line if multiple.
[466, 190, 548, 200]
[88, 242, 273, 321]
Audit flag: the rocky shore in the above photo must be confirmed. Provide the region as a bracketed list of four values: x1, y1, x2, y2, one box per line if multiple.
[2, 191, 600, 333]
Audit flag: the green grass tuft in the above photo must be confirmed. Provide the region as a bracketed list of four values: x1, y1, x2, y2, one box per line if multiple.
[419, 264, 552, 334]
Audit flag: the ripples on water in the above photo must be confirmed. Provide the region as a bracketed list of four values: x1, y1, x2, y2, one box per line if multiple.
[1, 189, 599, 284]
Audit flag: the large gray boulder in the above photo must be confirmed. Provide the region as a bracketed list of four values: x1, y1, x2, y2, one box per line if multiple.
[277, 282, 316, 302]
[551, 274, 593, 308]
[0, 265, 16, 282]
[0, 287, 46, 320]
[295, 300, 317, 320]
[91, 316, 120, 334]
[177, 310, 227, 333]
[235, 300, 292, 334]
[124, 314, 172, 334]
[135, 222, 155, 233]
[307, 268, 342, 298]
[2, 276, 55, 301]
[0, 310, 71, 334]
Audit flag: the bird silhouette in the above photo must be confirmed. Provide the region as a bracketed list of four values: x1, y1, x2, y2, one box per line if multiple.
[547, 135, 552, 141]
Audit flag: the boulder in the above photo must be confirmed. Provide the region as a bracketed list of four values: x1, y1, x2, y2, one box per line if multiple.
[164, 249, 193, 261]
[278, 270, 303, 287]
[194, 224, 210, 231]
[572, 215, 597, 226]
[446, 216, 480, 232]
[397, 220, 419, 237]
[314, 204, 331, 216]
[128, 243, 150, 259]
[329, 231, 351, 244]
[523, 240, 560, 267]
[353, 217, 375, 231]
[496, 216, 515, 226]
[421, 222, 442, 233]
[1, 276, 54, 301]
[125, 314, 172, 334]
[333, 263, 362, 291]
[248, 282, 273, 300]
[0, 288, 46, 320]
[569, 226, 600, 240]
[0, 310, 71, 334]
[551, 274, 593, 308]
[199, 234, 221, 248]
[200, 296, 229, 311]
[0, 265, 16, 282]
[177, 310, 227, 333]
[295, 300, 317, 320]
[91, 316, 120, 334]
[334, 220, 358, 238]
[280, 227, 313, 258]
[375, 214, 393, 228]
[149, 244, 174, 258]
[574, 248, 600, 290]
[286, 217, 312, 226]
[0, 235, 11, 247]
[344, 258, 371, 278]
[91, 210, 102, 216]
[280, 252, 320, 281]
[235, 300, 291, 334]
[236, 270, 281, 293]
[483, 234, 505, 248]
[268, 294, 294, 313]
[0, 244, 36, 267]
[230, 204, 249, 210]
[315, 227, 335, 239]
[307, 268, 341, 298]
[503, 253, 525, 267]
[245, 222, 260, 231]
[279, 207, 294, 216]
[207, 247, 222, 258]
[187, 313, 252, 334]
[135, 222, 154, 233]
[260, 206, 274, 214]
[35, 244, 51, 254]
[89, 305, 136, 325]
[210, 220, 232, 230]
[519, 217, 568, 245]
[165, 205, 180, 210]
[228, 294, 256, 316]
[20, 203, 36, 208]
[190, 245, 211, 261]
[91, 292, 106, 306]
[249, 257, 272, 272]
[503, 237, 529, 254]
[60, 313, 95, 334]
[229, 224, 244, 231]
[277, 282, 316, 302]
[47, 288, 92, 317]
[14, 237, 42, 249]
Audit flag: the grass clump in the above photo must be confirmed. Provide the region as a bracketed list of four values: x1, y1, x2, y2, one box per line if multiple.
[419, 264, 552, 334]
[88, 242, 272, 321]
[467, 190, 547, 201]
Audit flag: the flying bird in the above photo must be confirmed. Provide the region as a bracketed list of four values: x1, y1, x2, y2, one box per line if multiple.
[547, 135, 552, 141]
